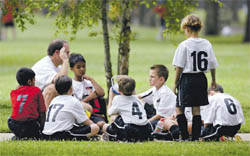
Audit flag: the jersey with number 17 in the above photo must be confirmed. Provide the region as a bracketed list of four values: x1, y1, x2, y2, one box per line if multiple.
[10, 86, 46, 121]
[172, 38, 218, 73]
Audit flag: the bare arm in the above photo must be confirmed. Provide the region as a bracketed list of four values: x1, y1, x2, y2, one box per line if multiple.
[84, 74, 105, 97]
[210, 69, 217, 88]
[108, 88, 115, 110]
[82, 119, 94, 126]
[52, 47, 69, 83]
[173, 67, 184, 94]
[148, 114, 162, 122]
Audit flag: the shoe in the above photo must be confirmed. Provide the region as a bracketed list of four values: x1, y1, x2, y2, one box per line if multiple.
[102, 133, 117, 141]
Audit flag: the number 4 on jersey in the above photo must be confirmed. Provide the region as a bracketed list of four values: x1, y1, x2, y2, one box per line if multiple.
[132, 102, 142, 119]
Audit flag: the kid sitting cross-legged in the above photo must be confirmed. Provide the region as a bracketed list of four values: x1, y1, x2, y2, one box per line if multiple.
[102, 75, 153, 142]
[8, 67, 46, 140]
[42, 75, 99, 140]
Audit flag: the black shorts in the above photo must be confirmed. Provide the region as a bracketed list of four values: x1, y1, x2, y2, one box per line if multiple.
[177, 73, 209, 107]
[90, 114, 106, 124]
[201, 124, 241, 141]
[4, 21, 14, 27]
[106, 116, 153, 142]
[8, 117, 41, 139]
[43, 124, 91, 141]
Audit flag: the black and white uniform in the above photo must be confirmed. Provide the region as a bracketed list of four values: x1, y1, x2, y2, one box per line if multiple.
[107, 95, 153, 141]
[139, 85, 176, 127]
[202, 93, 244, 140]
[43, 95, 90, 140]
[172, 37, 218, 107]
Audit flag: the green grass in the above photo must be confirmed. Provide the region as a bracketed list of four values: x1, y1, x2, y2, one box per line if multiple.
[0, 141, 249, 156]
[0, 13, 249, 134]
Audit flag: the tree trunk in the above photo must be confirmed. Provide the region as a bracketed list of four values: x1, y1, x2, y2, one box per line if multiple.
[243, 0, 250, 42]
[205, 1, 219, 35]
[231, 0, 239, 22]
[118, 0, 131, 75]
[101, 0, 113, 93]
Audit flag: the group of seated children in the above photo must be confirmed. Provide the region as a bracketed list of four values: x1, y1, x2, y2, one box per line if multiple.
[8, 59, 244, 141]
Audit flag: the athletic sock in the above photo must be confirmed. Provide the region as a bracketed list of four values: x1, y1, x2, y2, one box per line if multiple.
[177, 114, 189, 140]
[192, 115, 202, 141]
[169, 125, 179, 140]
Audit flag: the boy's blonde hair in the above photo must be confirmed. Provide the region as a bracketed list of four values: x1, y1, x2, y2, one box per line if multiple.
[117, 75, 135, 96]
[181, 15, 203, 32]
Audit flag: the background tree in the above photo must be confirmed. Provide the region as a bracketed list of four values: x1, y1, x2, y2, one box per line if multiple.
[1, 0, 221, 91]
[243, 0, 250, 42]
[205, 0, 220, 35]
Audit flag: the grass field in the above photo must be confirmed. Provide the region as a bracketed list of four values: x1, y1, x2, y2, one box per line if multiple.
[0, 13, 249, 135]
[0, 141, 250, 156]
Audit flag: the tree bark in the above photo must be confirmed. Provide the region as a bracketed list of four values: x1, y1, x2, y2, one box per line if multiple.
[118, 0, 131, 75]
[205, 1, 219, 35]
[243, 0, 250, 42]
[101, 0, 113, 93]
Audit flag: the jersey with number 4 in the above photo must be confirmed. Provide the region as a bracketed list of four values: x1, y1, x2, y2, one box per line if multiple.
[43, 95, 88, 135]
[204, 93, 244, 126]
[10, 86, 46, 121]
[172, 38, 218, 73]
[108, 95, 148, 126]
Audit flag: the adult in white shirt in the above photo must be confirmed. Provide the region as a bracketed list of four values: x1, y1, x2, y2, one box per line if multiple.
[102, 76, 153, 142]
[201, 85, 244, 141]
[32, 39, 70, 109]
[42, 75, 99, 140]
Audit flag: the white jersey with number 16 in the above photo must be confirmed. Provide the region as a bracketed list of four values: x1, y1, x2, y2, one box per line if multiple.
[172, 38, 218, 73]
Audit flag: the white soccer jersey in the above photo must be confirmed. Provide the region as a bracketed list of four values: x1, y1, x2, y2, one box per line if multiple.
[32, 56, 61, 90]
[72, 79, 95, 101]
[138, 88, 154, 105]
[139, 85, 176, 118]
[172, 38, 218, 73]
[204, 93, 244, 126]
[108, 95, 148, 125]
[43, 95, 88, 135]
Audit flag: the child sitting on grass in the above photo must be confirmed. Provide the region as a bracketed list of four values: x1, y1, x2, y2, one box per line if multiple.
[102, 75, 153, 142]
[8, 67, 46, 140]
[42, 75, 99, 140]
[69, 53, 106, 129]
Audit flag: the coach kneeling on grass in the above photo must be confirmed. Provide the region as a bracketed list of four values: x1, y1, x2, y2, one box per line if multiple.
[42, 75, 99, 140]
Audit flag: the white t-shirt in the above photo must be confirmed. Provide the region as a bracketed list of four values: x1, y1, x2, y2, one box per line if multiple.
[139, 85, 176, 118]
[172, 38, 218, 73]
[43, 95, 88, 135]
[108, 95, 148, 126]
[204, 93, 244, 126]
[32, 56, 61, 90]
[72, 79, 95, 101]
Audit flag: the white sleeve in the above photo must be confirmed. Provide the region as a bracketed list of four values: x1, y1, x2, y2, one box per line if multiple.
[204, 98, 216, 124]
[108, 97, 119, 116]
[172, 43, 187, 68]
[157, 92, 176, 118]
[138, 88, 154, 105]
[33, 66, 58, 90]
[72, 101, 89, 124]
[208, 45, 218, 69]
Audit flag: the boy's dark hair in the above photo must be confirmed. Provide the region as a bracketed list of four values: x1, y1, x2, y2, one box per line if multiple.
[55, 75, 72, 95]
[118, 76, 136, 96]
[208, 84, 224, 93]
[69, 53, 86, 68]
[16, 67, 35, 86]
[150, 64, 169, 81]
[47, 39, 68, 56]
